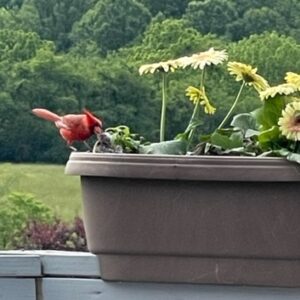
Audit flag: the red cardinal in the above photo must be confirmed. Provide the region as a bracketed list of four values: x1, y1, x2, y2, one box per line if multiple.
[32, 108, 103, 147]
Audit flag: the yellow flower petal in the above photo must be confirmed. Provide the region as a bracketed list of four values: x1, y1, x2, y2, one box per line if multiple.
[259, 83, 298, 101]
[228, 62, 269, 92]
[285, 72, 300, 89]
[185, 86, 216, 115]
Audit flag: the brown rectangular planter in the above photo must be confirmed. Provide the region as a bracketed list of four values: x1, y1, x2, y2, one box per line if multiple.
[65, 153, 300, 287]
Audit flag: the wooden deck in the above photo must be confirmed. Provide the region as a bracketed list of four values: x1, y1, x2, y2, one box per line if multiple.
[1, 250, 300, 299]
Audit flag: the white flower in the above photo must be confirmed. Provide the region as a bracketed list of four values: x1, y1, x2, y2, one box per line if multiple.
[177, 48, 228, 70]
[139, 59, 179, 75]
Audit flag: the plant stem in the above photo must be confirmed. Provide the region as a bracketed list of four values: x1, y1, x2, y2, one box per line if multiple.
[187, 102, 200, 141]
[160, 73, 167, 142]
[187, 69, 206, 142]
[217, 80, 246, 130]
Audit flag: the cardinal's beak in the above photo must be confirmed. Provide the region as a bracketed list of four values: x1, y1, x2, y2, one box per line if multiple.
[94, 126, 102, 135]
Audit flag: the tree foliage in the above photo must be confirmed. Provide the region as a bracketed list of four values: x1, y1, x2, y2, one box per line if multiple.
[71, 0, 151, 55]
[123, 18, 225, 63]
[32, 0, 94, 51]
[184, 0, 238, 37]
[137, 0, 190, 18]
[184, 0, 300, 42]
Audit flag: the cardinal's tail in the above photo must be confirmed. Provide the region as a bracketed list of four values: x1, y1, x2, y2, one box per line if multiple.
[32, 108, 61, 122]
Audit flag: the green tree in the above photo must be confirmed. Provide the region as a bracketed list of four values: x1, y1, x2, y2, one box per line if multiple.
[0, 7, 18, 29]
[0, 29, 51, 63]
[71, 0, 151, 55]
[233, 0, 276, 15]
[137, 0, 190, 18]
[0, 0, 24, 8]
[0, 3, 40, 33]
[82, 57, 158, 140]
[274, 0, 300, 42]
[184, 0, 300, 43]
[123, 18, 226, 63]
[184, 0, 238, 37]
[227, 7, 286, 41]
[34, 0, 94, 51]
[15, 0, 41, 33]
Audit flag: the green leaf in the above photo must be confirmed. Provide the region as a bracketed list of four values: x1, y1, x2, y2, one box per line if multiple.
[257, 126, 280, 150]
[268, 148, 300, 164]
[287, 152, 300, 164]
[245, 129, 259, 138]
[200, 134, 213, 143]
[231, 113, 259, 138]
[139, 139, 188, 155]
[100, 126, 147, 153]
[251, 96, 285, 130]
[231, 113, 258, 132]
[230, 132, 244, 147]
[257, 149, 285, 158]
[210, 131, 243, 150]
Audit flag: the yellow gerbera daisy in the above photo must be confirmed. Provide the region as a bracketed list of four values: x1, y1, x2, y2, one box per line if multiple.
[139, 59, 179, 75]
[177, 48, 228, 70]
[278, 102, 300, 141]
[186, 86, 216, 115]
[285, 72, 300, 90]
[227, 62, 269, 92]
[259, 83, 298, 101]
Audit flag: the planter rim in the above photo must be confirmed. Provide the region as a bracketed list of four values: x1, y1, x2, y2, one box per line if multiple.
[65, 152, 300, 182]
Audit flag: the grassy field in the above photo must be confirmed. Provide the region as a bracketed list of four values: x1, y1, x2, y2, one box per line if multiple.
[0, 163, 82, 221]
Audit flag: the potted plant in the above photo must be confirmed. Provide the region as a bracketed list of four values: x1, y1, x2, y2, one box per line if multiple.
[64, 48, 300, 287]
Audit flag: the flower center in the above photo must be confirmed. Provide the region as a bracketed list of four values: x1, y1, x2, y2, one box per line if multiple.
[290, 113, 300, 131]
[242, 73, 254, 83]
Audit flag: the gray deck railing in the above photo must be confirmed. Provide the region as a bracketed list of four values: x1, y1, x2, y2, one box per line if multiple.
[1, 250, 300, 300]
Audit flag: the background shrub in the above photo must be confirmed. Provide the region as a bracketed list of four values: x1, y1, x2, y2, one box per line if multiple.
[16, 217, 87, 251]
[0, 192, 87, 251]
[0, 192, 53, 249]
